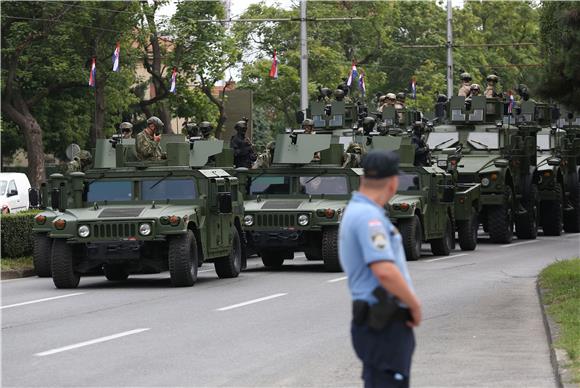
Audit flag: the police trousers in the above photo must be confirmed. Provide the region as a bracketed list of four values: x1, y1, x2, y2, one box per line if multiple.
[351, 320, 415, 388]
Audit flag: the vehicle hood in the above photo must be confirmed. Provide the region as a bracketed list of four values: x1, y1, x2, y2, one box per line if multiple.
[389, 194, 422, 206]
[244, 198, 348, 212]
[57, 204, 197, 221]
[457, 154, 501, 174]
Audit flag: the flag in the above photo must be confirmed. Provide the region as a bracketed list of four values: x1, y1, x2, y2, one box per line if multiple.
[346, 61, 358, 87]
[358, 72, 366, 97]
[410, 76, 417, 100]
[508, 91, 515, 114]
[112, 42, 120, 72]
[88, 57, 96, 87]
[169, 67, 177, 94]
[269, 49, 278, 79]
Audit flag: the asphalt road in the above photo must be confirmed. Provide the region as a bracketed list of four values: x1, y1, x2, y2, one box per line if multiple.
[2, 232, 579, 387]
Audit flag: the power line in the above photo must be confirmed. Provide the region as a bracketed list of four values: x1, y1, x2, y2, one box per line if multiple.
[2, 15, 125, 34]
[401, 42, 537, 48]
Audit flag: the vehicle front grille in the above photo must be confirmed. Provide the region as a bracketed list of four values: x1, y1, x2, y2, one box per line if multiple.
[256, 213, 296, 227]
[457, 174, 478, 184]
[92, 222, 138, 239]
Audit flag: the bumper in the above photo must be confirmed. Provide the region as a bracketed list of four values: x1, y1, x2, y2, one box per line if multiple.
[480, 192, 506, 206]
[246, 230, 307, 249]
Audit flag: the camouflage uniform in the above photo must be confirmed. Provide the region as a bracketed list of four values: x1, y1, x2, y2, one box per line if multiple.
[66, 150, 92, 173]
[136, 130, 166, 161]
[484, 74, 499, 98]
[253, 142, 275, 169]
[342, 143, 363, 168]
[458, 82, 472, 97]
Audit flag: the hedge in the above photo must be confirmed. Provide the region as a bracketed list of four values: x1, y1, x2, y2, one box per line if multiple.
[1, 210, 40, 258]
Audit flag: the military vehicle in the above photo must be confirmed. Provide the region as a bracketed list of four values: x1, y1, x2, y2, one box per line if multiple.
[30, 135, 245, 288]
[239, 133, 360, 271]
[425, 96, 544, 243]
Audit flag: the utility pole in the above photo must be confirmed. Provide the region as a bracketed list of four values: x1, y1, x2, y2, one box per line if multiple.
[300, 0, 308, 115]
[446, 0, 454, 98]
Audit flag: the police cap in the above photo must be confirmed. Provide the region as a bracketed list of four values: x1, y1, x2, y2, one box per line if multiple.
[361, 150, 400, 179]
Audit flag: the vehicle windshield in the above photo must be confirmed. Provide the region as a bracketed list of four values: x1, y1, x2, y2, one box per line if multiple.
[249, 176, 291, 195]
[141, 179, 197, 200]
[87, 181, 133, 201]
[398, 173, 420, 191]
[426, 132, 459, 150]
[537, 134, 551, 151]
[299, 176, 349, 195]
[467, 132, 499, 150]
[0, 181, 7, 196]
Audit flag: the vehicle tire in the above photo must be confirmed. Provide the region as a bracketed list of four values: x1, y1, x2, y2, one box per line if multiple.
[488, 186, 514, 244]
[261, 250, 287, 268]
[398, 215, 422, 261]
[457, 212, 478, 251]
[322, 227, 341, 272]
[33, 234, 52, 277]
[168, 230, 198, 287]
[515, 184, 539, 240]
[215, 227, 242, 279]
[563, 175, 580, 233]
[51, 239, 80, 289]
[103, 264, 129, 281]
[430, 217, 453, 256]
[541, 184, 563, 236]
[304, 242, 322, 261]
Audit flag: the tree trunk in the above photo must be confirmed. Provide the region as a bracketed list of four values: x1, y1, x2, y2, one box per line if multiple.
[91, 76, 106, 147]
[157, 103, 173, 134]
[201, 80, 226, 139]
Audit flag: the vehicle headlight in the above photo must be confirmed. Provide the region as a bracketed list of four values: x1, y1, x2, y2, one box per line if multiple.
[244, 215, 254, 226]
[78, 225, 90, 238]
[139, 223, 152, 236]
[481, 177, 490, 187]
[298, 214, 309, 226]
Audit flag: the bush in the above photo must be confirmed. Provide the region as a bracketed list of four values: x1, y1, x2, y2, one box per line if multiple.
[1, 211, 40, 258]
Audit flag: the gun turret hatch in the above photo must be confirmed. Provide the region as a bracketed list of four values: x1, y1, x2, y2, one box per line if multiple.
[188, 139, 224, 167]
[94, 139, 117, 169]
[273, 133, 332, 164]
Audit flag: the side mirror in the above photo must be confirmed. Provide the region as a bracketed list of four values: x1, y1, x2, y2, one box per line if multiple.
[217, 192, 232, 214]
[51, 188, 61, 211]
[7, 189, 18, 197]
[547, 157, 561, 166]
[441, 186, 455, 203]
[494, 159, 509, 168]
[29, 188, 40, 208]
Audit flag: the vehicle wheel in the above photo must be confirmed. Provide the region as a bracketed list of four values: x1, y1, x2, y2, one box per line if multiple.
[488, 186, 514, 244]
[168, 230, 198, 287]
[215, 227, 242, 279]
[103, 264, 129, 281]
[515, 184, 539, 240]
[398, 215, 422, 261]
[564, 175, 580, 233]
[322, 227, 341, 272]
[541, 184, 563, 236]
[430, 217, 453, 256]
[51, 239, 80, 289]
[33, 234, 52, 277]
[261, 250, 288, 268]
[457, 212, 478, 251]
[304, 243, 322, 261]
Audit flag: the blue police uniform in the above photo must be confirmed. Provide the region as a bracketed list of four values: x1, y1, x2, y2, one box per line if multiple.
[339, 191, 415, 387]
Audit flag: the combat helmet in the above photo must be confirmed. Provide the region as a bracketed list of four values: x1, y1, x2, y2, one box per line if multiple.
[234, 120, 247, 131]
[199, 121, 213, 136]
[147, 116, 163, 129]
[386, 93, 396, 101]
[334, 89, 345, 101]
[470, 83, 481, 94]
[396, 92, 406, 102]
[486, 74, 499, 83]
[302, 118, 314, 128]
[119, 122, 133, 131]
[362, 116, 376, 135]
[460, 72, 472, 82]
[346, 142, 362, 154]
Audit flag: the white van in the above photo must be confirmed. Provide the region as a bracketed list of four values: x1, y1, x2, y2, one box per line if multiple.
[0, 173, 31, 214]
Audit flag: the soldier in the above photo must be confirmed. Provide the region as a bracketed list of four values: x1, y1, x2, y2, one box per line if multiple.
[411, 125, 429, 166]
[120, 122, 133, 139]
[377, 95, 387, 111]
[66, 150, 92, 173]
[253, 141, 276, 169]
[302, 118, 315, 134]
[184, 122, 200, 138]
[199, 121, 216, 140]
[136, 116, 167, 161]
[230, 120, 257, 168]
[395, 92, 406, 109]
[342, 142, 363, 168]
[458, 72, 472, 97]
[385, 93, 397, 107]
[484, 74, 499, 98]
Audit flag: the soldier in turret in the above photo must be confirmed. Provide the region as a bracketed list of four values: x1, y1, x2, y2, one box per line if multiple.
[120, 122, 133, 139]
[458, 72, 472, 97]
[302, 118, 315, 134]
[342, 142, 363, 168]
[66, 150, 93, 173]
[385, 93, 397, 107]
[199, 121, 216, 140]
[411, 125, 429, 166]
[253, 141, 276, 169]
[395, 92, 406, 109]
[484, 74, 499, 98]
[136, 116, 167, 161]
[230, 119, 257, 168]
[377, 95, 387, 111]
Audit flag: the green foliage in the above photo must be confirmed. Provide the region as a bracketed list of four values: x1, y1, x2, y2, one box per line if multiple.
[0, 211, 40, 258]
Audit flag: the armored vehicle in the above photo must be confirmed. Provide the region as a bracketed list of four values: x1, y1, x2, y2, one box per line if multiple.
[31, 136, 245, 288]
[426, 96, 544, 243]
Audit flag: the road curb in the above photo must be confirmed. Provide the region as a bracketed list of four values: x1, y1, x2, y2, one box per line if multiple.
[1, 269, 36, 280]
[536, 281, 577, 388]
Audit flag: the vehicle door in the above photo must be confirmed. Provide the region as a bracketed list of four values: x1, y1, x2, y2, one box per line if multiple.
[6, 180, 23, 212]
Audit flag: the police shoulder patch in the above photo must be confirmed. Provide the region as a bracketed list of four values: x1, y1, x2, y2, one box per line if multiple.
[368, 219, 388, 250]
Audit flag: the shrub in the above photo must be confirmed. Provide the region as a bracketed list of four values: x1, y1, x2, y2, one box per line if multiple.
[1, 211, 40, 258]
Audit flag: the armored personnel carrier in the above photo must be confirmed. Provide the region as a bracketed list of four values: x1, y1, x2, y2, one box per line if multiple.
[30, 136, 245, 288]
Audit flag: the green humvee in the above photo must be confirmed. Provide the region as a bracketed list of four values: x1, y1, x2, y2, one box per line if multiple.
[31, 136, 245, 288]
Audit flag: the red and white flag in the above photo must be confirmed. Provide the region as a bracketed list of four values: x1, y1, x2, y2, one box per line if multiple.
[269, 49, 278, 79]
[112, 42, 120, 72]
[88, 57, 96, 87]
[169, 67, 177, 93]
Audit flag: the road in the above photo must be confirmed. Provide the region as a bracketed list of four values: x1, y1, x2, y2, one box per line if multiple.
[2, 232, 579, 387]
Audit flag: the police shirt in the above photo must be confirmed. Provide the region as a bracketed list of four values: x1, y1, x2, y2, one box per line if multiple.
[339, 192, 414, 305]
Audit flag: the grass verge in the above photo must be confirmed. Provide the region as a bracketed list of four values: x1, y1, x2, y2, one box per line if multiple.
[539, 258, 580, 383]
[1, 256, 34, 272]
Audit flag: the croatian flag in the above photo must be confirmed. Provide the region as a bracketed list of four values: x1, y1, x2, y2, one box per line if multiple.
[88, 57, 96, 87]
[112, 42, 120, 72]
[169, 67, 177, 94]
[358, 72, 366, 97]
[508, 91, 515, 114]
[410, 76, 417, 99]
[346, 61, 358, 87]
[269, 49, 278, 79]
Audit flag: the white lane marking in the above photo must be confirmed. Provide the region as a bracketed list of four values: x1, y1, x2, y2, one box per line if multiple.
[35, 328, 150, 357]
[327, 276, 348, 283]
[424, 253, 468, 263]
[0, 277, 37, 283]
[500, 240, 538, 248]
[1, 293, 85, 310]
[198, 269, 214, 273]
[216, 293, 287, 311]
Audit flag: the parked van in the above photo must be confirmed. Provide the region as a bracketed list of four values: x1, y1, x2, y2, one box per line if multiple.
[0, 173, 31, 214]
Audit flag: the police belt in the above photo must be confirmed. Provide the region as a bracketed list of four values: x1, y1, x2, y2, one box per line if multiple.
[352, 287, 412, 330]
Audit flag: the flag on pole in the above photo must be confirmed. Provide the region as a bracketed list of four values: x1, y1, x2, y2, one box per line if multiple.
[346, 61, 358, 87]
[269, 49, 278, 79]
[410, 76, 417, 100]
[358, 72, 366, 97]
[169, 67, 177, 94]
[112, 42, 120, 72]
[508, 91, 515, 114]
[88, 57, 96, 87]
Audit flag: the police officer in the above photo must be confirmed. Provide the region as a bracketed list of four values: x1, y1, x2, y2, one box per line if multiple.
[339, 150, 421, 388]
[458, 72, 472, 97]
[120, 122, 133, 139]
[230, 119, 257, 168]
[136, 116, 166, 161]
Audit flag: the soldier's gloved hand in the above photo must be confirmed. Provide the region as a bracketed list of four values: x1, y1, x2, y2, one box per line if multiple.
[154, 135, 161, 142]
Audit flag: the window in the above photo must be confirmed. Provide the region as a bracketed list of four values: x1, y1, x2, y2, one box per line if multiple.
[249, 176, 291, 195]
[0, 181, 7, 196]
[399, 173, 420, 191]
[467, 132, 499, 150]
[7, 180, 17, 195]
[141, 179, 197, 200]
[87, 181, 133, 202]
[426, 132, 459, 150]
[299, 176, 349, 195]
[537, 134, 550, 151]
